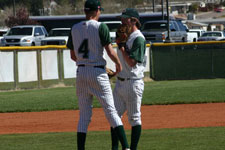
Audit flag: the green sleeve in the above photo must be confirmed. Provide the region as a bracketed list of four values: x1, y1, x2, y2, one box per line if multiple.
[66, 32, 74, 50]
[129, 37, 146, 63]
[99, 23, 112, 46]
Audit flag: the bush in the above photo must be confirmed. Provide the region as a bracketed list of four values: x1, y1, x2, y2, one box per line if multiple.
[5, 8, 38, 28]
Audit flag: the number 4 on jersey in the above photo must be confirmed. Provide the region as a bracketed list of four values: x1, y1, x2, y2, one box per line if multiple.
[78, 39, 89, 58]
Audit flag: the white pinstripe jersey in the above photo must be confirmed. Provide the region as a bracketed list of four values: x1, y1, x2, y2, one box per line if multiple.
[71, 20, 106, 66]
[118, 30, 147, 79]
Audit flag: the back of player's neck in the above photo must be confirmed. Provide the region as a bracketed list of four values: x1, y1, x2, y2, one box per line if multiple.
[86, 16, 98, 21]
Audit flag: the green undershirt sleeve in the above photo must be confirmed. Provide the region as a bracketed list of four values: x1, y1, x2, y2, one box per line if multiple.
[129, 37, 146, 63]
[99, 23, 112, 46]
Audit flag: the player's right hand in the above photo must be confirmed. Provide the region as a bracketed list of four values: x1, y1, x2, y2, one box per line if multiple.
[115, 63, 122, 74]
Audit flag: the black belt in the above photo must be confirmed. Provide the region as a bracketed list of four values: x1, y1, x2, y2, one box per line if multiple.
[78, 65, 105, 69]
[117, 77, 130, 81]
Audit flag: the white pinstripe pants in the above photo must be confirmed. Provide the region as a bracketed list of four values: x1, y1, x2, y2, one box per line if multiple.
[76, 66, 123, 133]
[113, 79, 144, 126]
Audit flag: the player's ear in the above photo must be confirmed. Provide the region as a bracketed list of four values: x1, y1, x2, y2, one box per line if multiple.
[131, 17, 141, 28]
[130, 17, 137, 22]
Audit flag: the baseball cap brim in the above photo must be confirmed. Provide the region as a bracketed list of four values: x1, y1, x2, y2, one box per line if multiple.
[84, 7, 104, 11]
[117, 14, 130, 18]
[117, 8, 140, 20]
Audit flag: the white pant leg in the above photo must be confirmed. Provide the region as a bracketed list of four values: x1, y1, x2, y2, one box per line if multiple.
[76, 67, 93, 133]
[126, 79, 144, 126]
[77, 66, 123, 131]
[114, 79, 144, 126]
[90, 68, 123, 128]
[113, 80, 127, 117]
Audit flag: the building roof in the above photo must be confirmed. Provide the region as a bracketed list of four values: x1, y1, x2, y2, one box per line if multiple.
[186, 20, 208, 26]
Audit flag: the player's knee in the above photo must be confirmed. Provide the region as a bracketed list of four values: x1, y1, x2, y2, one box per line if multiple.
[128, 116, 141, 126]
[80, 112, 92, 124]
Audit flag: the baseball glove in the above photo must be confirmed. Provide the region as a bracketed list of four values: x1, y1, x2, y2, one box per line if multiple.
[106, 67, 116, 79]
[116, 24, 132, 49]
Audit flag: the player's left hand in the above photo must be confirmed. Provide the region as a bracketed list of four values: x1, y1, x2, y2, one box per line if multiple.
[106, 67, 117, 79]
[116, 24, 131, 49]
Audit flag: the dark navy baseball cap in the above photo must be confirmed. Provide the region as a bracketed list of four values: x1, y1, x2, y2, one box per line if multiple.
[84, 0, 104, 11]
[118, 8, 140, 20]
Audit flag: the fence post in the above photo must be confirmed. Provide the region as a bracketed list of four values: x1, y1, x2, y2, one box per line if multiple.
[61, 49, 64, 80]
[13, 50, 18, 90]
[37, 49, 42, 88]
[58, 48, 64, 82]
[149, 44, 153, 79]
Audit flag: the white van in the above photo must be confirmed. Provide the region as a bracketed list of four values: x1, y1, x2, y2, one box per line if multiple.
[189, 29, 205, 38]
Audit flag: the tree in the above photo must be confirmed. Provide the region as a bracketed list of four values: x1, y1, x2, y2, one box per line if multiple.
[29, 0, 44, 16]
[5, 8, 39, 27]
[189, 3, 199, 13]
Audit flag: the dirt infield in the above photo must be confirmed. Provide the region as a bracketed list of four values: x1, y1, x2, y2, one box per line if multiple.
[0, 103, 225, 135]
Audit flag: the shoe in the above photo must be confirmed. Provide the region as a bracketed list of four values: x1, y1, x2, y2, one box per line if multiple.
[124, 149, 130, 150]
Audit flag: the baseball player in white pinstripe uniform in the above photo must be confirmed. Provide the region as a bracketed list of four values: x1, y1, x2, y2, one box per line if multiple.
[67, 0, 130, 150]
[110, 8, 146, 150]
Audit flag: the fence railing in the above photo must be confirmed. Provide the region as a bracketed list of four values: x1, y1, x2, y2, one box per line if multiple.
[0, 45, 150, 90]
[1, 41, 225, 90]
[0, 46, 67, 89]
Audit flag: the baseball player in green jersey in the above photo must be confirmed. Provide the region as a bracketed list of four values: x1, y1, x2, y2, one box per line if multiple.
[110, 8, 146, 150]
[67, 0, 130, 150]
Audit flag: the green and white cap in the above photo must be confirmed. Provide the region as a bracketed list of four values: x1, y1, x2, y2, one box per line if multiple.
[118, 8, 140, 20]
[84, 0, 104, 11]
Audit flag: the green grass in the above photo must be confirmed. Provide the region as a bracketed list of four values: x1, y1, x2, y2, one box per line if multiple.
[0, 79, 76, 91]
[0, 127, 224, 150]
[0, 78, 224, 150]
[0, 78, 225, 113]
[0, 82, 15, 90]
[143, 78, 225, 105]
[0, 87, 78, 112]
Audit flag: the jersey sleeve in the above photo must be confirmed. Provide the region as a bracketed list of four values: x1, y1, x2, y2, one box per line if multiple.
[99, 23, 112, 46]
[129, 37, 146, 63]
[66, 31, 74, 50]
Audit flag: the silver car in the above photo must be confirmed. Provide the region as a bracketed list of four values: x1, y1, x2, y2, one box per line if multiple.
[1, 25, 48, 46]
[41, 28, 71, 45]
[197, 31, 225, 41]
[141, 20, 188, 43]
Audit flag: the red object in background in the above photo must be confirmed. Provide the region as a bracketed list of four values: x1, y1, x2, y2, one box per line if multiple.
[214, 7, 223, 12]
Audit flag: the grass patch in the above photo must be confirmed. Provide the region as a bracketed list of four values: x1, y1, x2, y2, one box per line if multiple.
[0, 79, 76, 91]
[0, 82, 15, 90]
[0, 78, 225, 113]
[143, 78, 225, 105]
[0, 127, 224, 150]
[0, 87, 78, 112]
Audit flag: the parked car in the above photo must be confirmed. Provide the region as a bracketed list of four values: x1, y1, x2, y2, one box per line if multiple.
[141, 20, 187, 43]
[186, 31, 198, 42]
[197, 31, 225, 41]
[1, 25, 48, 46]
[0, 28, 9, 46]
[183, 24, 198, 42]
[41, 28, 70, 45]
[189, 29, 205, 38]
[102, 21, 121, 44]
